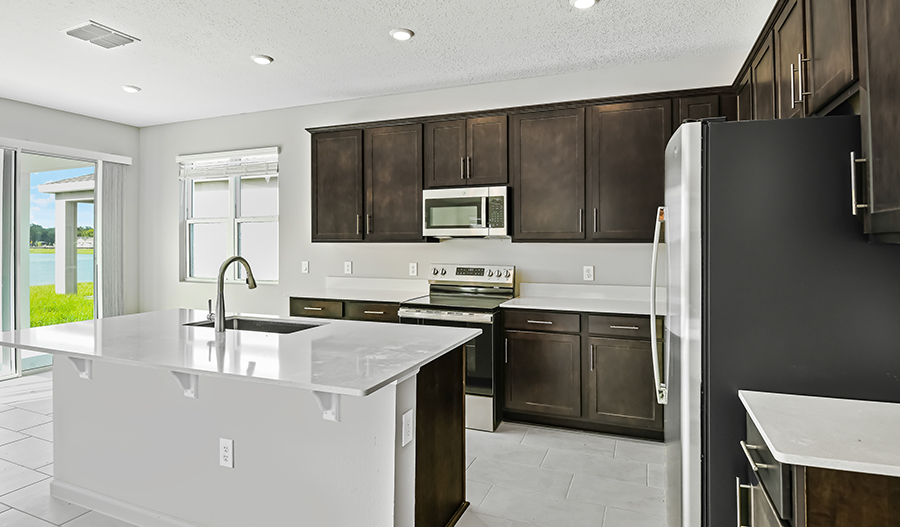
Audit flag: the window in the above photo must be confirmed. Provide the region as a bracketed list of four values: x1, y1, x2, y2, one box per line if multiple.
[179, 147, 279, 282]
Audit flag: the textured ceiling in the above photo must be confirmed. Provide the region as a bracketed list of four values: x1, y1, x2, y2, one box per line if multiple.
[0, 0, 776, 127]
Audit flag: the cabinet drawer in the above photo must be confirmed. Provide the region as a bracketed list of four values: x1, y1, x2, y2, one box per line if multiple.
[504, 310, 580, 333]
[344, 301, 399, 323]
[589, 314, 661, 340]
[744, 414, 792, 520]
[288, 298, 343, 318]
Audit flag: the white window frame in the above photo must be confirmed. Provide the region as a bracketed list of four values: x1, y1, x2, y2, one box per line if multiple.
[178, 147, 279, 284]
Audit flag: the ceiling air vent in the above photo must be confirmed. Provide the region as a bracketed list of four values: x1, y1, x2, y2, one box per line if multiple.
[65, 21, 140, 49]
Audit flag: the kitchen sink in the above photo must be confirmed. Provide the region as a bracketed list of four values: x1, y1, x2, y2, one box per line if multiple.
[184, 316, 321, 334]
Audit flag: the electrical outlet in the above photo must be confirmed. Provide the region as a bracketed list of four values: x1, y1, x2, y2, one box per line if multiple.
[301, 261, 309, 273]
[219, 438, 234, 468]
[409, 263, 418, 276]
[583, 266, 594, 281]
[344, 261, 352, 275]
[402, 410, 414, 447]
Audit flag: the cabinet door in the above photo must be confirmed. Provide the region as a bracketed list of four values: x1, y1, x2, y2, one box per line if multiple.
[311, 130, 363, 241]
[466, 116, 508, 186]
[424, 120, 466, 189]
[752, 32, 777, 120]
[858, 0, 900, 222]
[510, 108, 586, 241]
[364, 124, 424, 242]
[774, 0, 806, 119]
[504, 330, 581, 418]
[588, 100, 670, 241]
[737, 69, 754, 121]
[804, 0, 857, 114]
[587, 337, 663, 430]
[676, 95, 719, 124]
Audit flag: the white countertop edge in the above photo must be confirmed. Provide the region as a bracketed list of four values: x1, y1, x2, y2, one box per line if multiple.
[739, 390, 900, 477]
[500, 297, 667, 316]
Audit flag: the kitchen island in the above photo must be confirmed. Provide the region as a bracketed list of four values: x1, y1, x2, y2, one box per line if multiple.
[0, 309, 480, 527]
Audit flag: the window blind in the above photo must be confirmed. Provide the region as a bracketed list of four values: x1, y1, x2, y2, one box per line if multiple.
[177, 147, 279, 180]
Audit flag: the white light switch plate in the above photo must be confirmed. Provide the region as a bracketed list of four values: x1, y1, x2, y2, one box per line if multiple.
[344, 261, 352, 275]
[301, 261, 309, 273]
[409, 263, 417, 276]
[219, 438, 234, 468]
[402, 410, 413, 447]
[583, 266, 594, 281]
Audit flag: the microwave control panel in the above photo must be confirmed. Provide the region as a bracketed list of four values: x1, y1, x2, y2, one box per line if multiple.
[487, 197, 505, 228]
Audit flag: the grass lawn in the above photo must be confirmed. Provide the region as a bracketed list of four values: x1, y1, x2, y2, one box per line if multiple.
[30, 248, 94, 254]
[30, 282, 94, 327]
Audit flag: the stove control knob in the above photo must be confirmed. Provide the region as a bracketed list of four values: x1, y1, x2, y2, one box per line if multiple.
[440, 268, 447, 276]
[504, 269, 511, 278]
[487, 270, 494, 277]
[432, 267, 439, 276]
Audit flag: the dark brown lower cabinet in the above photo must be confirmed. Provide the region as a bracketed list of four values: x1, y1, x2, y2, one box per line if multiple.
[503, 330, 581, 418]
[289, 297, 399, 323]
[587, 337, 663, 431]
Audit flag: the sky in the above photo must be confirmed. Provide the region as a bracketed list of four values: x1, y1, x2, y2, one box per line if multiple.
[29, 167, 95, 230]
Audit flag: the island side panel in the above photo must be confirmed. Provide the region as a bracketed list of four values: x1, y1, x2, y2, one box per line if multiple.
[51, 359, 401, 527]
[415, 346, 466, 526]
[393, 375, 417, 527]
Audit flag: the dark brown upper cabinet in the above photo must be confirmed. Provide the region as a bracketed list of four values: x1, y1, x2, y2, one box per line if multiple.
[676, 95, 720, 124]
[857, 0, 900, 237]
[737, 69, 753, 121]
[364, 124, 424, 242]
[587, 100, 671, 242]
[752, 32, 777, 120]
[311, 130, 363, 241]
[424, 116, 507, 188]
[774, 0, 806, 119]
[510, 108, 586, 241]
[804, 0, 857, 114]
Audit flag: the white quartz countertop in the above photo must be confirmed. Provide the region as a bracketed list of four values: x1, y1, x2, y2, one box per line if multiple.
[502, 284, 667, 316]
[739, 390, 900, 477]
[0, 309, 480, 397]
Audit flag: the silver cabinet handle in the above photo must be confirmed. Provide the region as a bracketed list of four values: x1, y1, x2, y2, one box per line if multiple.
[593, 208, 598, 233]
[790, 62, 799, 108]
[356, 214, 361, 235]
[304, 307, 323, 311]
[610, 325, 640, 330]
[590, 344, 594, 372]
[460, 157, 465, 180]
[736, 477, 751, 527]
[578, 209, 583, 233]
[740, 440, 775, 471]
[851, 152, 868, 215]
[366, 214, 371, 234]
[466, 156, 471, 179]
[798, 53, 811, 100]
[527, 320, 553, 325]
[504, 338, 508, 363]
[363, 311, 384, 315]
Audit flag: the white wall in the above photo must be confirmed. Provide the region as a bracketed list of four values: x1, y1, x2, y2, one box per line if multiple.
[0, 97, 141, 314]
[138, 52, 743, 315]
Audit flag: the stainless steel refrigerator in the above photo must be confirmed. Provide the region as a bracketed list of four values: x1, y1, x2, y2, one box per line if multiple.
[653, 116, 900, 527]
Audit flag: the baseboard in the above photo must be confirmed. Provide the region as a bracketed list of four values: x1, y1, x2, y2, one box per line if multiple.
[50, 480, 204, 527]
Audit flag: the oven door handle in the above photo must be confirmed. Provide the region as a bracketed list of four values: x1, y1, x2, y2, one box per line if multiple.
[397, 308, 494, 324]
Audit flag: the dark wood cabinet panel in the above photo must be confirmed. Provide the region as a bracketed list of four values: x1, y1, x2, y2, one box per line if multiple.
[504, 330, 581, 418]
[288, 298, 344, 318]
[587, 337, 663, 430]
[504, 310, 580, 333]
[511, 108, 586, 241]
[752, 32, 777, 120]
[364, 124, 424, 242]
[676, 95, 719, 124]
[774, 0, 806, 119]
[311, 130, 363, 241]
[344, 301, 400, 323]
[467, 115, 508, 186]
[804, 0, 857, 114]
[588, 100, 670, 241]
[424, 120, 466, 188]
[738, 70, 753, 121]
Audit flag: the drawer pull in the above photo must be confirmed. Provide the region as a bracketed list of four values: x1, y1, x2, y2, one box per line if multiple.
[303, 307, 323, 311]
[527, 320, 553, 325]
[363, 311, 384, 315]
[610, 325, 640, 330]
[740, 440, 775, 472]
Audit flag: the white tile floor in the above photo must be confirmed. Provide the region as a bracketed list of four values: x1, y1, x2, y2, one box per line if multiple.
[0, 372, 667, 527]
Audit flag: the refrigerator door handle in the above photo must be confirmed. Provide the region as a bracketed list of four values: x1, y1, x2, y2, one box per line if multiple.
[650, 206, 667, 404]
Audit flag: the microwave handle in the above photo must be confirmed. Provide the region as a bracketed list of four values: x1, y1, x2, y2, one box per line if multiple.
[482, 197, 489, 227]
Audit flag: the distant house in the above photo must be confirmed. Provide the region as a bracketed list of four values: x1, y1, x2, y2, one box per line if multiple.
[77, 237, 94, 249]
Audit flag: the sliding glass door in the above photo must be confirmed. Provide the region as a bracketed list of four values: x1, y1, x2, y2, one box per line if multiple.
[0, 149, 17, 379]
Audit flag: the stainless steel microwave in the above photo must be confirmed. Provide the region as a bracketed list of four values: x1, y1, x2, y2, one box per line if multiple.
[422, 186, 508, 238]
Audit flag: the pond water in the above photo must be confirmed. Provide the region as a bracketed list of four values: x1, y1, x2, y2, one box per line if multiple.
[29, 253, 94, 286]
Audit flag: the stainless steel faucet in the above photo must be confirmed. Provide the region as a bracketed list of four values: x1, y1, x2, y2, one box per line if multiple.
[215, 256, 257, 332]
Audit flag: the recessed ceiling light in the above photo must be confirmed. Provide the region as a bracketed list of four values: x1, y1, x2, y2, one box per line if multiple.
[570, 0, 598, 8]
[121, 85, 141, 93]
[389, 28, 414, 41]
[251, 54, 274, 65]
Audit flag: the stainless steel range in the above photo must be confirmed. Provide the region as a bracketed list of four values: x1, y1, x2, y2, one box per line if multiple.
[398, 263, 515, 432]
